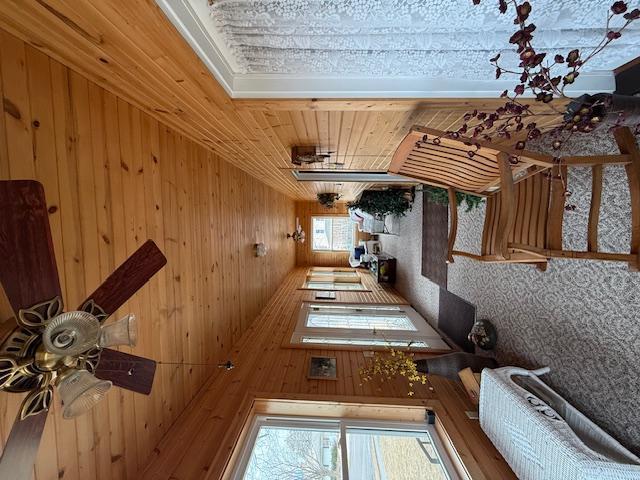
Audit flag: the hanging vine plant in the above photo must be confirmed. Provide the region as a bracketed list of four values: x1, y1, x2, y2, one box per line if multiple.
[423, 186, 484, 212]
[347, 188, 415, 218]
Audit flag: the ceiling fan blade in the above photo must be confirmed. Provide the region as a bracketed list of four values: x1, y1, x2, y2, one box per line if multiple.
[0, 409, 48, 480]
[94, 348, 156, 395]
[0, 180, 62, 313]
[79, 240, 166, 320]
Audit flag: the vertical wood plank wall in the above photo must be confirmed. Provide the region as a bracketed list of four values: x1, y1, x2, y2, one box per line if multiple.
[295, 201, 369, 266]
[142, 268, 515, 480]
[0, 31, 295, 480]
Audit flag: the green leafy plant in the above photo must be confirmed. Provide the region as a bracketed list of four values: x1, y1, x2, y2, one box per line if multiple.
[423, 186, 484, 213]
[347, 188, 414, 218]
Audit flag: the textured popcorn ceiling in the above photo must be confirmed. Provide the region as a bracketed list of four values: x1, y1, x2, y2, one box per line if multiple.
[380, 129, 640, 455]
[206, 0, 640, 77]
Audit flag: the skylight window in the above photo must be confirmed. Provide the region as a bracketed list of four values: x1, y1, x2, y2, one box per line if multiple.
[290, 302, 450, 350]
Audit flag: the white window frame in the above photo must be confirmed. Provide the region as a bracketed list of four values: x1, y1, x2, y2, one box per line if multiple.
[290, 302, 449, 350]
[311, 215, 356, 252]
[231, 415, 460, 480]
[302, 268, 366, 291]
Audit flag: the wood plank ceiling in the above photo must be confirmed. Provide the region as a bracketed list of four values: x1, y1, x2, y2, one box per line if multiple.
[0, 29, 296, 480]
[0, 0, 559, 201]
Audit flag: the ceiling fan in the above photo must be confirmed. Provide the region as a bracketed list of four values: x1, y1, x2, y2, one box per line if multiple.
[291, 146, 342, 166]
[0, 180, 167, 479]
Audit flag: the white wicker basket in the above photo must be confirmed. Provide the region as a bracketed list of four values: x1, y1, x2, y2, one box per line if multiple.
[480, 366, 640, 480]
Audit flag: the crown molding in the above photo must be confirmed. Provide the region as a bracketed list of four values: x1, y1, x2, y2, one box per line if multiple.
[156, 0, 616, 99]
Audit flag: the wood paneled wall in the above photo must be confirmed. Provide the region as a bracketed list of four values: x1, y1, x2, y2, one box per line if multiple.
[295, 201, 370, 266]
[142, 268, 515, 480]
[0, 1, 562, 201]
[0, 31, 295, 480]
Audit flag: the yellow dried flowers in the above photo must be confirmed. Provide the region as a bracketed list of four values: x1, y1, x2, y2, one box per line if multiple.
[359, 346, 428, 396]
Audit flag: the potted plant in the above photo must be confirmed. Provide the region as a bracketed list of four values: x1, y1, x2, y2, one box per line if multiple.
[347, 188, 414, 219]
[442, 1, 640, 153]
[317, 192, 341, 208]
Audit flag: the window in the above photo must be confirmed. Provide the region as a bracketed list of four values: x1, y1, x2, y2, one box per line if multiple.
[312, 216, 355, 252]
[233, 416, 458, 480]
[302, 268, 366, 291]
[291, 302, 451, 350]
[309, 267, 359, 277]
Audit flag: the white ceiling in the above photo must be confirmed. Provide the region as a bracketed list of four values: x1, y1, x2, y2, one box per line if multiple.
[157, 0, 639, 98]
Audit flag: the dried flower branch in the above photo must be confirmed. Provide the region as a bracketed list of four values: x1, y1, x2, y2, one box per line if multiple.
[359, 344, 429, 396]
[446, 1, 640, 150]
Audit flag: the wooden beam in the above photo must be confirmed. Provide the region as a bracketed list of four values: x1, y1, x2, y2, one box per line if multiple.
[388, 130, 422, 173]
[233, 98, 521, 112]
[495, 153, 516, 260]
[562, 154, 631, 166]
[587, 165, 603, 252]
[447, 187, 458, 264]
[546, 165, 567, 250]
[451, 250, 547, 263]
[410, 126, 557, 168]
[510, 244, 637, 263]
[613, 127, 640, 271]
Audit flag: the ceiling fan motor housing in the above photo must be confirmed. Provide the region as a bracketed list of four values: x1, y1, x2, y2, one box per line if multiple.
[291, 145, 329, 165]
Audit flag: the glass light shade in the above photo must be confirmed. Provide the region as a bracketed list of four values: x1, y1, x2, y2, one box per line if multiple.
[57, 369, 112, 419]
[99, 314, 137, 348]
[254, 242, 267, 257]
[42, 311, 101, 356]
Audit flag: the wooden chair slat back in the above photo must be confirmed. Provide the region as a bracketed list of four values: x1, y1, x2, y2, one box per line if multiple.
[482, 173, 552, 255]
[389, 126, 555, 194]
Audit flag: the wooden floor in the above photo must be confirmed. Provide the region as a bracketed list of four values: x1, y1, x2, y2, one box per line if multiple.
[0, 31, 295, 480]
[141, 268, 515, 480]
[0, 3, 526, 478]
[0, 0, 561, 201]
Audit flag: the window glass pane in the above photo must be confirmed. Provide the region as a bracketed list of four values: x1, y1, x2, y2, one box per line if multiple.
[312, 217, 332, 250]
[305, 282, 365, 291]
[301, 337, 428, 348]
[346, 428, 450, 480]
[243, 425, 342, 479]
[312, 217, 355, 252]
[331, 218, 355, 251]
[311, 271, 358, 277]
[307, 313, 416, 331]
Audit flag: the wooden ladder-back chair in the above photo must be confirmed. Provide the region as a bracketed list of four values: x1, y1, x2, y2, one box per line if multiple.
[389, 126, 640, 271]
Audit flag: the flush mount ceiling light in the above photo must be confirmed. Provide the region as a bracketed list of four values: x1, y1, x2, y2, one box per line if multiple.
[0, 180, 167, 480]
[291, 146, 337, 166]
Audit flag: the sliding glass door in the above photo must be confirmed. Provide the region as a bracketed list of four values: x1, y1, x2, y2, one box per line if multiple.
[234, 416, 458, 480]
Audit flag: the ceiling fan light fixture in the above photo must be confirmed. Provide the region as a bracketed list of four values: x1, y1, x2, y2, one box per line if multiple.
[42, 311, 101, 356]
[56, 369, 112, 419]
[99, 314, 137, 348]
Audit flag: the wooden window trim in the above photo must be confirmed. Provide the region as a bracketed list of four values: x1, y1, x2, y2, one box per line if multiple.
[310, 215, 356, 253]
[299, 267, 370, 292]
[283, 301, 451, 353]
[218, 394, 484, 480]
